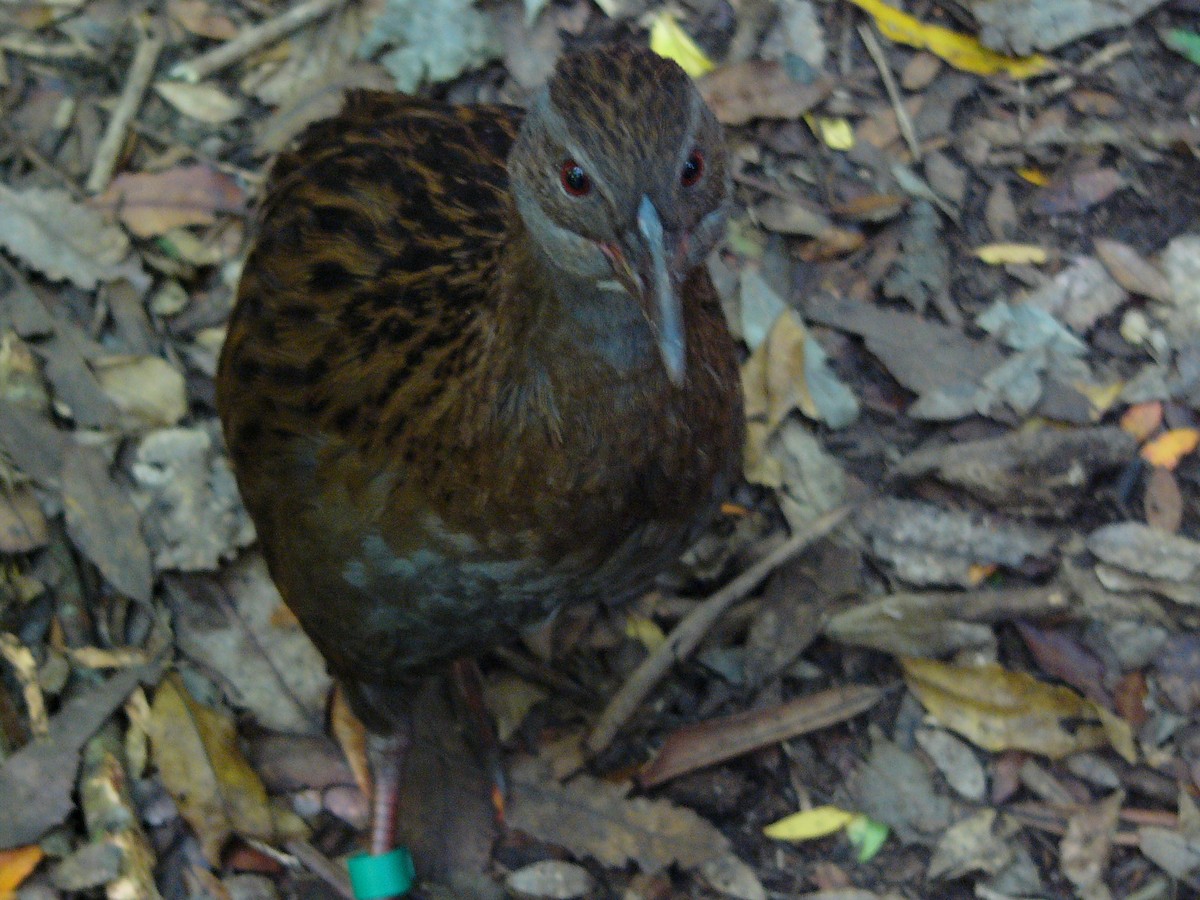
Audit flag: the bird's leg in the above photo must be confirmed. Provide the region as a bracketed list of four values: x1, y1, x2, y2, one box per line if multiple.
[449, 658, 507, 824]
[367, 718, 413, 856]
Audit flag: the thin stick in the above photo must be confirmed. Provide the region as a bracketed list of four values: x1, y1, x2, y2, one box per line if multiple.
[858, 23, 921, 163]
[284, 840, 354, 899]
[87, 21, 164, 194]
[586, 504, 853, 755]
[168, 0, 344, 83]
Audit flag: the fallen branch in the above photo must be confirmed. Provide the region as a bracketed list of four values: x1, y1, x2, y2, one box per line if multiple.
[168, 0, 344, 83]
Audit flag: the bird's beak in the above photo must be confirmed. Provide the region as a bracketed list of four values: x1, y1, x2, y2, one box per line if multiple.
[599, 197, 685, 384]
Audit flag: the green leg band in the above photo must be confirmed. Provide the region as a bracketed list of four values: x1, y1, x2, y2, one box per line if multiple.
[347, 847, 415, 899]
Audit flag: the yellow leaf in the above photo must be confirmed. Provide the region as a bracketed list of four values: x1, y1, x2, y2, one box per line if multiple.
[147, 672, 273, 863]
[973, 243, 1048, 265]
[1073, 379, 1125, 419]
[0, 845, 43, 895]
[1140, 428, 1200, 470]
[764, 805, 859, 841]
[1119, 401, 1163, 443]
[742, 419, 783, 488]
[741, 309, 819, 432]
[1096, 706, 1137, 764]
[625, 614, 666, 652]
[967, 563, 997, 585]
[1017, 166, 1050, 186]
[806, 114, 855, 150]
[901, 657, 1109, 759]
[649, 14, 715, 78]
[844, 0, 1049, 78]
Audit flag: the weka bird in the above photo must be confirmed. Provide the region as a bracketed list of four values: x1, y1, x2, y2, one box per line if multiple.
[217, 44, 743, 862]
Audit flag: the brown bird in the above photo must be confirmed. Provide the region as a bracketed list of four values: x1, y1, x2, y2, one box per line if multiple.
[216, 44, 743, 868]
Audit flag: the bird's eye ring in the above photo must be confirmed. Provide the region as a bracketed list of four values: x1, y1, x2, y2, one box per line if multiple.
[681, 149, 704, 187]
[560, 160, 592, 197]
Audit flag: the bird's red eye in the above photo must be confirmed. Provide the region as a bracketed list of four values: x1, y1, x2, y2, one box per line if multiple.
[560, 160, 591, 197]
[681, 149, 704, 187]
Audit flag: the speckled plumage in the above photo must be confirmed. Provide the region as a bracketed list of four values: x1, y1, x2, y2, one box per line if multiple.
[217, 45, 742, 830]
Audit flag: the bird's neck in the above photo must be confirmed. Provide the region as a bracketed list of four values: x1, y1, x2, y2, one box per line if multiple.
[499, 219, 663, 386]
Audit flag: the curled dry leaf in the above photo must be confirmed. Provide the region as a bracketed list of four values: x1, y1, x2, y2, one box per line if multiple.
[741, 308, 858, 433]
[825, 591, 995, 657]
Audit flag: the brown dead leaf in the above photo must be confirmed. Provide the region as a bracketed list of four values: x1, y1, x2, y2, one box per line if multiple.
[1120, 401, 1163, 443]
[1145, 466, 1183, 533]
[1037, 168, 1126, 216]
[927, 809, 1015, 880]
[153, 81, 245, 123]
[331, 686, 371, 797]
[902, 658, 1109, 759]
[1014, 622, 1108, 706]
[94, 355, 188, 430]
[167, 0, 238, 39]
[891, 425, 1135, 518]
[1094, 239, 1173, 303]
[742, 310, 818, 430]
[0, 184, 138, 289]
[1061, 792, 1123, 897]
[94, 164, 245, 238]
[699, 61, 832, 126]
[164, 554, 327, 733]
[1024, 256, 1127, 334]
[147, 672, 273, 863]
[829, 193, 907, 223]
[0, 484, 48, 553]
[0, 663, 159, 849]
[62, 444, 154, 604]
[640, 685, 882, 787]
[751, 197, 831, 237]
[509, 755, 735, 874]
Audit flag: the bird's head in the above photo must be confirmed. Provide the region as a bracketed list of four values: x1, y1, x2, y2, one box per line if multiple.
[508, 45, 731, 384]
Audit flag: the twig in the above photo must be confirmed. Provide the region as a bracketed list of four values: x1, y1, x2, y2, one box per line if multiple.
[168, 0, 344, 83]
[285, 840, 354, 899]
[586, 504, 853, 755]
[858, 23, 920, 163]
[87, 21, 164, 194]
